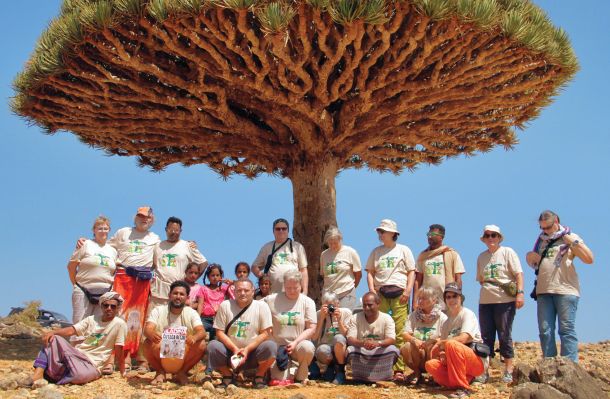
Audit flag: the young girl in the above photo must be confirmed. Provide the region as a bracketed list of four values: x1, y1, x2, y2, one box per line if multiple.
[234, 261, 251, 279]
[254, 274, 271, 300]
[184, 262, 202, 310]
[196, 264, 234, 341]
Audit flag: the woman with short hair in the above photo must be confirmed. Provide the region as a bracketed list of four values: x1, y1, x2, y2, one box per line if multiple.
[320, 227, 362, 310]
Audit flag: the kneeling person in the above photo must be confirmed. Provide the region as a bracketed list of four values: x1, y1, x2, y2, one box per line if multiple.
[346, 292, 399, 382]
[143, 281, 206, 385]
[32, 292, 127, 384]
[208, 279, 276, 389]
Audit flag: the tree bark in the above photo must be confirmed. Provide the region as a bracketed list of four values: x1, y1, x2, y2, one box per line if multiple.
[289, 159, 338, 303]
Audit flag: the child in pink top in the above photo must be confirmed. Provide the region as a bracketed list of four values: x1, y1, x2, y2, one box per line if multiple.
[196, 264, 234, 341]
[184, 262, 202, 311]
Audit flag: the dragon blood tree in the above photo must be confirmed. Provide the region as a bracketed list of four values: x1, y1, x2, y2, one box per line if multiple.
[13, 0, 577, 300]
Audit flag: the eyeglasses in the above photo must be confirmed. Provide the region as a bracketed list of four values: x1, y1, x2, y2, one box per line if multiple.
[427, 232, 443, 238]
[274, 227, 288, 231]
[539, 223, 554, 231]
[483, 232, 499, 238]
[444, 294, 459, 299]
[102, 303, 117, 309]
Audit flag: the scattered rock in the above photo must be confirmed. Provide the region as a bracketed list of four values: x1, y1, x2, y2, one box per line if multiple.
[35, 386, 63, 399]
[151, 388, 162, 394]
[225, 384, 239, 395]
[0, 377, 18, 391]
[2, 325, 40, 340]
[375, 380, 395, 388]
[15, 373, 33, 388]
[92, 395, 111, 399]
[286, 383, 301, 389]
[513, 363, 536, 385]
[202, 381, 215, 393]
[511, 382, 570, 399]
[287, 394, 308, 399]
[535, 357, 606, 399]
[130, 393, 147, 399]
[11, 388, 31, 399]
[31, 380, 48, 389]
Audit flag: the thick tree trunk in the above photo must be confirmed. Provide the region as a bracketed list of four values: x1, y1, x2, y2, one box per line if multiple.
[289, 160, 338, 304]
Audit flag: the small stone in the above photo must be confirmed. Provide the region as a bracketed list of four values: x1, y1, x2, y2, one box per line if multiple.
[375, 380, 395, 388]
[10, 365, 22, 373]
[225, 384, 239, 395]
[36, 386, 63, 399]
[151, 388, 162, 394]
[92, 395, 111, 399]
[11, 388, 31, 399]
[199, 390, 212, 399]
[16, 374, 33, 388]
[287, 394, 308, 399]
[202, 381, 216, 393]
[130, 393, 147, 399]
[31, 380, 48, 389]
[0, 377, 18, 391]
[285, 383, 301, 389]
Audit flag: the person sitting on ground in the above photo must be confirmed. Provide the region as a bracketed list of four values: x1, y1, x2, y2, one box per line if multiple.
[264, 270, 317, 384]
[312, 292, 352, 384]
[196, 263, 235, 342]
[254, 274, 271, 300]
[425, 283, 485, 398]
[207, 279, 277, 389]
[346, 292, 399, 382]
[400, 287, 447, 385]
[32, 292, 127, 384]
[142, 281, 206, 385]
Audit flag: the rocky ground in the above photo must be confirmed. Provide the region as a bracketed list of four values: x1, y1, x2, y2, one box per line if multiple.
[0, 319, 608, 399]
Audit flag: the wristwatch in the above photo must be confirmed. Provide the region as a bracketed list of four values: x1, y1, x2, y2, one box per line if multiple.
[569, 240, 581, 248]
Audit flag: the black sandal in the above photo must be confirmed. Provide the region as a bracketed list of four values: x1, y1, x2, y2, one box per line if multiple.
[253, 376, 267, 389]
[219, 376, 234, 388]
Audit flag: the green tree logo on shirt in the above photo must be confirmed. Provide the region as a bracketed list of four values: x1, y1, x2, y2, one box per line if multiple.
[415, 327, 435, 341]
[280, 311, 300, 326]
[327, 326, 339, 337]
[379, 256, 397, 270]
[84, 333, 105, 347]
[545, 246, 558, 259]
[485, 263, 502, 279]
[426, 261, 443, 276]
[234, 320, 250, 338]
[95, 253, 110, 267]
[364, 333, 379, 339]
[325, 261, 338, 275]
[448, 328, 461, 338]
[275, 252, 289, 264]
[161, 254, 178, 267]
[129, 240, 145, 254]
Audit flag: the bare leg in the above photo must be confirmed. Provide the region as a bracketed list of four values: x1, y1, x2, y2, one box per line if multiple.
[334, 342, 347, 364]
[175, 340, 206, 385]
[150, 372, 166, 385]
[32, 367, 44, 382]
[142, 340, 164, 378]
[256, 358, 275, 377]
[505, 358, 513, 373]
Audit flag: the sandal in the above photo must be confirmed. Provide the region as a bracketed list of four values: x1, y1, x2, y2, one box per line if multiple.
[253, 376, 267, 389]
[393, 371, 405, 382]
[405, 373, 420, 385]
[101, 363, 115, 375]
[124, 363, 132, 373]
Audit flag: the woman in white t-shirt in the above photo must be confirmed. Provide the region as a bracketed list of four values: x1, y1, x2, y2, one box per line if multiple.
[476, 225, 524, 384]
[320, 227, 362, 310]
[67, 216, 117, 325]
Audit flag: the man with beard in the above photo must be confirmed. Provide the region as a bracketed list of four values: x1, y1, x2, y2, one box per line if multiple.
[208, 279, 276, 389]
[150, 216, 207, 311]
[142, 281, 206, 385]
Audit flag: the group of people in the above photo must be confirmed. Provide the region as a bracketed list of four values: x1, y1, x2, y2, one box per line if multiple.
[31, 208, 594, 399]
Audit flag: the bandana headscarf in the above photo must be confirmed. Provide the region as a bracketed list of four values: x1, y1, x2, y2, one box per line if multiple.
[413, 303, 443, 324]
[99, 291, 124, 306]
[533, 224, 571, 267]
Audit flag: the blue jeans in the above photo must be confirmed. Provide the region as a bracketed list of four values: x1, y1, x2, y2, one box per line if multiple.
[537, 294, 579, 362]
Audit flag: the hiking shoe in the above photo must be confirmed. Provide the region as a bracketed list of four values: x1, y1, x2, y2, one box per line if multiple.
[472, 372, 488, 384]
[332, 371, 346, 385]
[448, 389, 472, 398]
[502, 371, 513, 383]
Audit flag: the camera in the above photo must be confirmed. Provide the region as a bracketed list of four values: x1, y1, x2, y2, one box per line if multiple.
[327, 304, 335, 314]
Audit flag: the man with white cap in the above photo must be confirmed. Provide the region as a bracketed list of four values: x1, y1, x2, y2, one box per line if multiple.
[32, 292, 128, 384]
[365, 219, 415, 380]
[414, 224, 465, 307]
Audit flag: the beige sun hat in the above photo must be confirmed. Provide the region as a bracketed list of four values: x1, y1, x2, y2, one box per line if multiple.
[375, 219, 400, 234]
[480, 224, 504, 243]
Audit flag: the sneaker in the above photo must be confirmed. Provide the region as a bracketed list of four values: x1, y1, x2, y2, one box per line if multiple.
[332, 371, 346, 385]
[472, 372, 488, 384]
[449, 389, 472, 398]
[502, 371, 513, 383]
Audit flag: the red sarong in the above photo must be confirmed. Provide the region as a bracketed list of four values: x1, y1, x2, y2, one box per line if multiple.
[114, 269, 150, 357]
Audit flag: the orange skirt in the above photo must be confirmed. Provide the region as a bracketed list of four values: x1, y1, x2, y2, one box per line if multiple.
[425, 340, 484, 389]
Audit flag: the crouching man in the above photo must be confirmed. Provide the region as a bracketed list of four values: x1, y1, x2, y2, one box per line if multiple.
[32, 292, 127, 384]
[208, 279, 277, 389]
[142, 281, 206, 385]
[346, 292, 400, 382]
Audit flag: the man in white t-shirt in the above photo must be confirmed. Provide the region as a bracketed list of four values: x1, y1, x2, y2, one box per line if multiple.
[208, 279, 277, 389]
[415, 224, 465, 307]
[150, 216, 207, 311]
[252, 218, 308, 295]
[32, 292, 128, 384]
[525, 210, 594, 363]
[142, 281, 206, 385]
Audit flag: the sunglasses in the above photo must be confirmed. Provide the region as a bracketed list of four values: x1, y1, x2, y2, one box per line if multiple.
[102, 303, 117, 309]
[427, 232, 443, 238]
[274, 227, 288, 231]
[539, 223, 554, 231]
[483, 232, 499, 239]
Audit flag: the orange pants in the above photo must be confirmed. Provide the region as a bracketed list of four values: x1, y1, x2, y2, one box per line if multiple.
[425, 340, 484, 389]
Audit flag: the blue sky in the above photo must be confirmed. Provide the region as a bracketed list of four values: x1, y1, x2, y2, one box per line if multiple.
[1, 1, 608, 342]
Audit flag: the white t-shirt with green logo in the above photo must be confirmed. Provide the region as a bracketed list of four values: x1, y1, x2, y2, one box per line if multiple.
[440, 307, 482, 343]
[416, 252, 465, 300]
[74, 314, 127, 370]
[70, 240, 117, 288]
[477, 246, 523, 304]
[535, 234, 583, 297]
[146, 305, 202, 335]
[366, 244, 415, 290]
[108, 227, 160, 267]
[151, 240, 207, 300]
[316, 307, 352, 345]
[264, 293, 316, 346]
[402, 311, 447, 341]
[253, 240, 308, 294]
[320, 245, 362, 297]
[347, 312, 395, 341]
[213, 299, 273, 348]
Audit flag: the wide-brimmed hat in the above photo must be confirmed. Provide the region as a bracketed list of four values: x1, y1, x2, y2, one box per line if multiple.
[480, 224, 503, 243]
[136, 206, 153, 217]
[375, 219, 399, 234]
